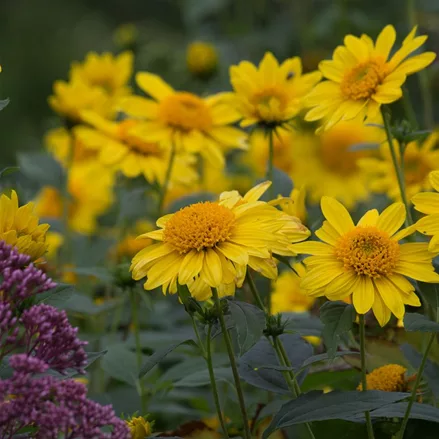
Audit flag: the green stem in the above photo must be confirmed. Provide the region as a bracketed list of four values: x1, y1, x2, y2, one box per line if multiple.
[130, 289, 147, 413]
[158, 140, 176, 217]
[381, 108, 414, 225]
[397, 331, 435, 439]
[266, 129, 274, 200]
[212, 288, 252, 439]
[246, 271, 266, 312]
[402, 86, 418, 129]
[359, 314, 375, 439]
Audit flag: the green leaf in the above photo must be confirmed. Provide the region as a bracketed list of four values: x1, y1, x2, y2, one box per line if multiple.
[417, 281, 439, 316]
[18, 152, 64, 187]
[68, 266, 114, 283]
[0, 166, 19, 178]
[227, 299, 265, 356]
[35, 283, 76, 306]
[368, 401, 439, 422]
[102, 344, 144, 386]
[0, 98, 9, 111]
[403, 313, 439, 333]
[283, 314, 323, 336]
[320, 301, 356, 358]
[173, 366, 232, 387]
[299, 351, 360, 370]
[138, 339, 198, 378]
[262, 390, 409, 438]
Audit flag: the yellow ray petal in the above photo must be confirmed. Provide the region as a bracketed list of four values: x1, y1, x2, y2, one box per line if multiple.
[320, 196, 355, 235]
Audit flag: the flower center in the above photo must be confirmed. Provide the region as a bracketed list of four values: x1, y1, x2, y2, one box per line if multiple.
[158, 92, 212, 131]
[252, 87, 288, 118]
[118, 120, 162, 155]
[357, 364, 407, 392]
[334, 226, 400, 277]
[163, 202, 236, 254]
[341, 58, 388, 101]
[404, 150, 431, 186]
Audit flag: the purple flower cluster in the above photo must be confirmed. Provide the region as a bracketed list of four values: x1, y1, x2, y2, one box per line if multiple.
[0, 355, 129, 438]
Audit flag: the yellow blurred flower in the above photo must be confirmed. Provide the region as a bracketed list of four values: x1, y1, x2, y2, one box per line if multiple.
[34, 161, 115, 235]
[304, 335, 321, 346]
[306, 25, 436, 131]
[359, 132, 439, 201]
[126, 415, 152, 439]
[227, 52, 321, 127]
[277, 187, 307, 224]
[186, 41, 218, 79]
[114, 220, 154, 261]
[45, 231, 64, 260]
[271, 263, 315, 314]
[120, 72, 247, 168]
[357, 364, 407, 391]
[75, 112, 198, 186]
[113, 23, 138, 49]
[0, 191, 49, 261]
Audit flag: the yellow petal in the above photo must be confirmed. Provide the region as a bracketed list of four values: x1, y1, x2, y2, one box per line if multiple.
[429, 170, 439, 192]
[357, 209, 379, 227]
[374, 25, 396, 60]
[178, 250, 204, 284]
[136, 72, 174, 101]
[394, 261, 439, 283]
[373, 277, 405, 319]
[352, 276, 375, 314]
[320, 196, 355, 235]
[412, 193, 439, 215]
[201, 249, 223, 287]
[376, 202, 405, 236]
[372, 289, 392, 327]
[243, 181, 271, 202]
[217, 241, 249, 265]
[414, 214, 439, 234]
[290, 241, 334, 256]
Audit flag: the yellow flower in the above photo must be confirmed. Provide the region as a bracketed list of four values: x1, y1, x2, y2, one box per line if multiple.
[70, 51, 133, 97]
[131, 182, 308, 300]
[0, 191, 49, 260]
[34, 161, 115, 235]
[113, 23, 138, 49]
[120, 73, 246, 167]
[291, 197, 439, 326]
[228, 52, 321, 127]
[304, 335, 321, 346]
[45, 231, 64, 260]
[277, 187, 307, 224]
[359, 132, 439, 201]
[357, 364, 407, 391]
[305, 25, 436, 130]
[271, 263, 316, 314]
[186, 41, 218, 79]
[126, 416, 152, 439]
[412, 170, 439, 252]
[114, 220, 154, 260]
[75, 112, 198, 186]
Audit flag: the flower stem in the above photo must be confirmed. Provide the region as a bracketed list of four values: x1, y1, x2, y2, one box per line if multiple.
[212, 288, 252, 439]
[157, 140, 176, 217]
[246, 271, 266, 312]
[130, 289, 147, 413]
[266, 129, 275, 199]
[381, 108, 414, 226]
[359, 314, 375, 439]
[397, 331, 435, 439]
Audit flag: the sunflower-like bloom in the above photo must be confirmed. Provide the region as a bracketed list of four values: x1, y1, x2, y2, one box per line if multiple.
[357, 364, 407, 392]
[228, 52, 321, 127]
[75, 112, 198, 186]
[271, 263, 315, 314]
[34, 161, 115, 235]
[291, 197, 439, 326]
[126, 416, 152, 439]
[119, 73, 246, 167]
[0, 191, 49, 260]
[131, 182, 309, 300]
[305, 25, 436, 130]
[186, 41, 218, 79]
[359, 132, 439, 201]
[412, 170, 439, 252]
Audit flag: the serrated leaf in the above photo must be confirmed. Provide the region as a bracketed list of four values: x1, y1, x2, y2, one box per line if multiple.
[320, 301, 355, 359]
[403, 313, 439, 332]
[138, 339, 198, 378]
[227, 299, 265, 356]
[262, 390, 409, 438]
[18, 152, 64, 187]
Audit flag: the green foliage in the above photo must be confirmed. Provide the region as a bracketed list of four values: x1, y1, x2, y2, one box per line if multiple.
[17, 151, 64, 188]
[403, 313, 439, 333]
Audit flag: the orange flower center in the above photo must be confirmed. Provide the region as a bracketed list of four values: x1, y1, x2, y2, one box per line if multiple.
[118, 120, 162, 155]
[158, 92, 212, 131]
[341, 58, 388, 101]
[404, 149, 431, 186]
[334, 226, 400, 277]
[163, 202, 236, 254]
[357, 364, 407, 392]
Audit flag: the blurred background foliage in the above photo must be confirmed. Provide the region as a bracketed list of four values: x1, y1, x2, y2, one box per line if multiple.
[2, 0, 439, 167]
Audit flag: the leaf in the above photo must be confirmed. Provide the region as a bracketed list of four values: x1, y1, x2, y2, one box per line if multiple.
[18, 152, 64, 187]
[348, 142, 380, 152]
[173, 367, 232, 387]
[0, 98, 9, 111]
[35, 283, 76, 306]
[416, 281, 439, 317]
[403, 313, 439, 333]
[68, 266, 114, 283]
[0, 166, 19, 178]
[238, 334, 313, 394]
[283, 314, 324, 336]
[300, 351, 360, 370]
[262, 390, 409, 438]
[227, 299, 266, 356]
[368, 401, 439, 422]
[102, 344, 143, 386]
[400, 343, 439, 399]
[320, 301, 356, 359]
[44, 350, 107, 378]
[138, 339, 198, 378]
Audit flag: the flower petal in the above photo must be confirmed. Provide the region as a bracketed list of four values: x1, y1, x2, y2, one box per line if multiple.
[376, 202, 406, 236]
[320, 196, 355, 235]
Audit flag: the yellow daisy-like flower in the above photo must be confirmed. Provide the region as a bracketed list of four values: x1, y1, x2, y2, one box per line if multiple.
[125, 416, 152, 439]
[291, 196, 439, 326]
[0, 191, 49, 261]
[75, 112, 197, 186]
[359, 132, 439, 201]
[305, 25, 436, 130]
[186, 41, 218, 79]
[120, 73, 246, 167]
[271, 263, 316, 314]
[228, 52, 321, 127]
[277, 187, 307, 225]
[131, 182, 308, 300]
[357, 364, 407, 391]
[70, 51, 133, 97]
[412, 170, 439, 252]
[34, 161, 115, 235]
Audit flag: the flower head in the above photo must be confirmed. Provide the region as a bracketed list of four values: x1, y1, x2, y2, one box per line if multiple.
[357, 364, 407, 391]
[306, 25, 436, 130]
[119, 73, 247, 167]
[228, 52, 321, 127]
[292, 197, 439, 326]
[360, 132, 439, 201]
[186, 41, 218, 79]
[126, 415, 152, 439]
